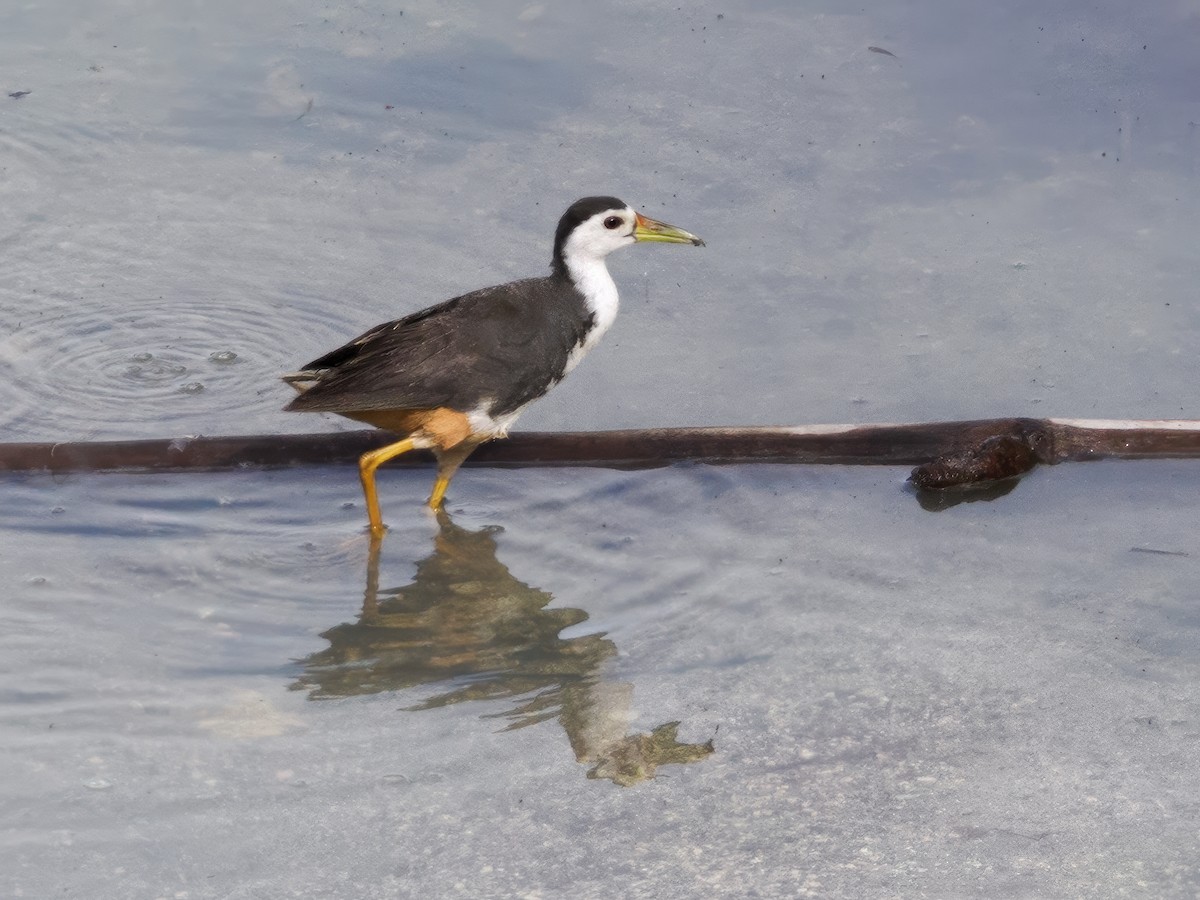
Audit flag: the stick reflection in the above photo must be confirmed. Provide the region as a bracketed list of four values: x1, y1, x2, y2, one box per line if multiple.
[291, 509, 712, 786]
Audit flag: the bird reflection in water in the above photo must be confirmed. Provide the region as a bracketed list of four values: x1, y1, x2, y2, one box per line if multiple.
[291, 509, 712, 786]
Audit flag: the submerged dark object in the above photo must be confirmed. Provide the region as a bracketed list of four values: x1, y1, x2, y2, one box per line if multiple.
[909, 421, 1053, 490]
[913, 476, 1023, 512]
[0, 418, 1196, 474]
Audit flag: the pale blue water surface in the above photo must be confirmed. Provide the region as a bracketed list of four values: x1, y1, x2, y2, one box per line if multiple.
[1, 1, 1198, 897]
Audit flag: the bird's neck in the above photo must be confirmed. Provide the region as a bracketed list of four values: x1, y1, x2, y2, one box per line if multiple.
[560, 248, 619, 341]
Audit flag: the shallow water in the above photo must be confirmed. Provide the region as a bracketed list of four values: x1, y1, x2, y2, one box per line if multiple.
[2, 0, 1199, 896]
[6, 461, 1200, 896]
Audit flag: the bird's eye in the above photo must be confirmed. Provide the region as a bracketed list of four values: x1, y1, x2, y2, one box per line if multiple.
[603, 216, 622, 230]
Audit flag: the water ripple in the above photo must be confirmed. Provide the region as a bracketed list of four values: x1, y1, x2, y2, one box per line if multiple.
[0, 290, 350, 440]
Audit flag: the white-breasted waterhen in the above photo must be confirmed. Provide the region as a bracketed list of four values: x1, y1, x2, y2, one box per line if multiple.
[283, 196, 704, 535]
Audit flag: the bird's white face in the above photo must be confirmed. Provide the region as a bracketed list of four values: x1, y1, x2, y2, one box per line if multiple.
[562, 206, 639, 262]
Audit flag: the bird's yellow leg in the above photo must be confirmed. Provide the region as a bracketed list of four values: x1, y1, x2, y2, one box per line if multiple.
[427, 442, 480, 509]
[358, 437, 417, 535]
[427, 471, 452, 510]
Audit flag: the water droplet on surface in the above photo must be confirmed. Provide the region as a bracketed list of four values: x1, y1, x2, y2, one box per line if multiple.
[122, 355, 188, 382]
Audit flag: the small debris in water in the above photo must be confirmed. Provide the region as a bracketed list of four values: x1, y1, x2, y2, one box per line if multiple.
[179, 381, 205, 394]
[868, 46, 897, 58]
[209, 350, 239, 364]
[9, 90, 31, 99]
[1130, 547, 1190, 557]
[84, 779, 112, 790]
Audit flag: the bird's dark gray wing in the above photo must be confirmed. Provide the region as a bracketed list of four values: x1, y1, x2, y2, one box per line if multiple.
[284, 276, 592, 415]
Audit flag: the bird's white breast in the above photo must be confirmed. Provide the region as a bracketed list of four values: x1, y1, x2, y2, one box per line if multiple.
[561, 250, 619, 376]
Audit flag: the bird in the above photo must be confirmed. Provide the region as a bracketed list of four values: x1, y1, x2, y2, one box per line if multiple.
[283, 196, 704, 535]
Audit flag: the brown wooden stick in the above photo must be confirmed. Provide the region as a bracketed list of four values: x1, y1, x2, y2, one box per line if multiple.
[0, 418, 1196, 474]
